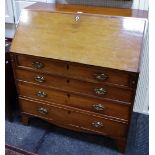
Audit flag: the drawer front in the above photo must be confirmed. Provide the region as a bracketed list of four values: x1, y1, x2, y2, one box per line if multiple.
[69, 94, 130, 121]
[69, 63, 137, 88]
[19, 97, 128, 137]
[17, 81, 130, 120]
[15, 54, 137, 88]
[16, 69, 133, 102]
[15, 54, 68, 75]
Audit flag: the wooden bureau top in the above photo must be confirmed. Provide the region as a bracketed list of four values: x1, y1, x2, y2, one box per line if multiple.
[11, 10, 146, 72]
[25, 2, 148, 18]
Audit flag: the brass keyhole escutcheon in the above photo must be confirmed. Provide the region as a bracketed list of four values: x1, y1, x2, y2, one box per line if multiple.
[66, 64, 69, 70]
[66, 79, 70, 83]
[67, 111, 71, 114]
[67, 93, 70, 98]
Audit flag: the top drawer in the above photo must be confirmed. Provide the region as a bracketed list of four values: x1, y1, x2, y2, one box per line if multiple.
[13, 54, 138, 88]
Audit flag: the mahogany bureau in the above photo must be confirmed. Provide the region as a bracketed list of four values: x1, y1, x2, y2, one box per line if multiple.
[10, 8, 146, 153]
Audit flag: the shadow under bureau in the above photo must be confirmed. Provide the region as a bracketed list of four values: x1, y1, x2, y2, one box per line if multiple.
[10, 9, 146, 153]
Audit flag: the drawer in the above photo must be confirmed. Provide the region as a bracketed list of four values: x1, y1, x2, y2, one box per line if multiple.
[14, 54, 68, 76]
[16, 70, 133, 102]
[19, 97, 128, 137]
[14, 54, 138, 88]
[68, 94, 130, 121]
[68, 63, 137, 88]
[17, 81, 130, 120]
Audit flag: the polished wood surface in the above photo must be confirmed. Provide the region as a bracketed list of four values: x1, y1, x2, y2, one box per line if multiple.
[10, 6, 143, 152]
[17, 76, 133, 103]
[15, 54, 138, 88]
[11, 10, 146, 72]
[26, 2, 148, 18]
[19, 97, 128, 138]
[17, 81, 131, 121]
[11, 52, 137, 153]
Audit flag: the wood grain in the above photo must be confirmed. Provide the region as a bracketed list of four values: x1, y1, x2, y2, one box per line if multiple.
[17, 77, 133, 103]
[19, 97, 128, 138]
[10, 51, 138, 153]
[10, 10, 146, 72]
[15, 54, 138, 88]
[16, 80, 131, 120]
[25, 2, 148, 18]
[9, 6, 143, 152]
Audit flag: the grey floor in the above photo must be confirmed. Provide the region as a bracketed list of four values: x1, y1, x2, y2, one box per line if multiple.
[5, 112, 149, 155]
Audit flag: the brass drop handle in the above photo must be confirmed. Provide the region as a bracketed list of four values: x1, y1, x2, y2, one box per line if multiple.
[95, 73, 108, 81]
[38, 107, 48, 114]
[94, 88, 106, 95]
[92, 104, 105, 111]
[32, 61, 44, 69]
[34, 75, 45, 83]
[92, 121, 103, 128]
[36, 91, 47, 98]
